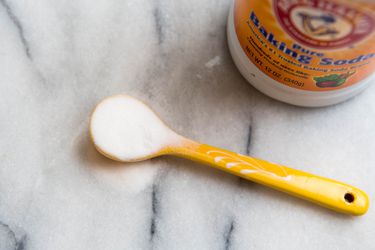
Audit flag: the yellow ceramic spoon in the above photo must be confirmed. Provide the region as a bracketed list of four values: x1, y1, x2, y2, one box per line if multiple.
[90, 95, 369, 215]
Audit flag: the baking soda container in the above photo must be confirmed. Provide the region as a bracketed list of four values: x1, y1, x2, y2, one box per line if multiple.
[228, 0, 375, 107]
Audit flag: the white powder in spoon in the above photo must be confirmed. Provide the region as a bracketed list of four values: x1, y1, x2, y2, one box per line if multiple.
[90, 95, 179, 161]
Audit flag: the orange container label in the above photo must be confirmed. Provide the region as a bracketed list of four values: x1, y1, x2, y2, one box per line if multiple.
[233, 0, 375, 91]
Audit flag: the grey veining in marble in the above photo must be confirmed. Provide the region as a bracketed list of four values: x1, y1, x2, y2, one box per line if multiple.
[0, 0, 375, 249]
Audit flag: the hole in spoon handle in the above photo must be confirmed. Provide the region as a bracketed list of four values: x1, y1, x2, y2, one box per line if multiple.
[344, 192, 355, 203]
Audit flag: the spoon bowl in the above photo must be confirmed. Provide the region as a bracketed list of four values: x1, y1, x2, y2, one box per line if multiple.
[90, 95, 182, 162]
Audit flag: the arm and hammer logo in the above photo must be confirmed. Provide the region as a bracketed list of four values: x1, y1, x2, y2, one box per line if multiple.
[274, 0, 374, 49]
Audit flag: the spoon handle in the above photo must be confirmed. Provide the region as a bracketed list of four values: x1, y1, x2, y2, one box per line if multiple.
[169, 140, 369, 215]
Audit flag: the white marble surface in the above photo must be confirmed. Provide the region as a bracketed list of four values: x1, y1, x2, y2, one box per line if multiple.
[0, 0, 375, 249]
